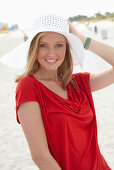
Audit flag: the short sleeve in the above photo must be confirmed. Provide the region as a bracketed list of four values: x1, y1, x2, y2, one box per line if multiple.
[72, 72, 95, 109]
[72, 72, 92, 96]
[72, 72, 90, 88]
[15, 76, 39, 124]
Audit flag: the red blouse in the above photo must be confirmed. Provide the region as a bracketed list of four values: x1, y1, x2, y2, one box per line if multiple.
[15, 72, 111, 170]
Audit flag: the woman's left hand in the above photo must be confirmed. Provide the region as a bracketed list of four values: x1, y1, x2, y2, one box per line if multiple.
[68, 21, 79, 36]
[68, 21, 86, 44]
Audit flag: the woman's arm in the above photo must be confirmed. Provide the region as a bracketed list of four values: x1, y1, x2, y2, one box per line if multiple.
[18, 101, 62, 170]
[68, 22, 114, 92]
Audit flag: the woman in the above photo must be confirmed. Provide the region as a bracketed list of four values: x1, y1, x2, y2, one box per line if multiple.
[15, 14, 114, 170]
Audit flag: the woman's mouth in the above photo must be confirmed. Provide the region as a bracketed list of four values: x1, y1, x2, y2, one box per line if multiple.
[45, 59, 58, 63]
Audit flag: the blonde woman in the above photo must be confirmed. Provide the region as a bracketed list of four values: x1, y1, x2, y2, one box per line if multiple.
[12, 14, 114, 170]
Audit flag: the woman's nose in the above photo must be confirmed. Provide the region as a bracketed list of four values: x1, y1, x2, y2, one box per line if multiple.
[48, 47, 56, 56]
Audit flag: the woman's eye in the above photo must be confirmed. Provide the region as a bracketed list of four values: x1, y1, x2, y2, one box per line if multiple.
[56, 44, 63, 47]
[39, 44, 47, 47]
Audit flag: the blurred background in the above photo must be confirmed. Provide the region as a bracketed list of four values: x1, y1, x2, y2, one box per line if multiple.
[0, 0, 114, 169]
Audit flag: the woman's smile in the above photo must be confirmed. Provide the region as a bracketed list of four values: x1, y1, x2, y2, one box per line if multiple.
[45, 59, 58, 64]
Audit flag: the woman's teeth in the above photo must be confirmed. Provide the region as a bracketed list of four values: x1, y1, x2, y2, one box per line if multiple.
[46, 59, 57, 63]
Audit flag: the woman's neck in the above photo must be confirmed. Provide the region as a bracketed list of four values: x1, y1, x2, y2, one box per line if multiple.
[34, 69, 59, 83]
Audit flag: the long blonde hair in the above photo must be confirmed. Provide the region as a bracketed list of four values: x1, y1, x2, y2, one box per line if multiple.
[15, 32, 76, 90]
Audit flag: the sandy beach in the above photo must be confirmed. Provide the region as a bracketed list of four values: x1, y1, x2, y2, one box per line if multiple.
[0, 22, 114, 170]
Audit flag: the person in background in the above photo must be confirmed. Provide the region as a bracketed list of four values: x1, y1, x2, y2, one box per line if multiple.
[23, 33, 28, 41]
[15, 14, 114, 170]
[94, 25, 98, 33]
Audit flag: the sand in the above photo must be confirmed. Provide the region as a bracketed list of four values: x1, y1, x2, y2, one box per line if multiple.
[0, 22, 114, 169]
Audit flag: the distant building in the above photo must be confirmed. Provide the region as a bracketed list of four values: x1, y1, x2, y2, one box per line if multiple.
[0, 22, 19, 31]
[0, 22, 8, 30]
[9, 24, 19, 31]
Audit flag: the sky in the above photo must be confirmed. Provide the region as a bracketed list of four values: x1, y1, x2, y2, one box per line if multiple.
[0, 0, 114, 29]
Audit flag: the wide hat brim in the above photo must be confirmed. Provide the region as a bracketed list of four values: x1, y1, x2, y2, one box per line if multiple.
[0, 30, 84, 69]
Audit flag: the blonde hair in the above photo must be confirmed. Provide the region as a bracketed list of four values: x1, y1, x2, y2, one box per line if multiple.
[15, 32, 76, 90]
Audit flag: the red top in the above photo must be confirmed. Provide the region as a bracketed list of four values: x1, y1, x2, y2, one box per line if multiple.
[15, 72, 111, 170]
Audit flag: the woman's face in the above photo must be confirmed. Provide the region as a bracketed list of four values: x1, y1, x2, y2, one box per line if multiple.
[37, 32, 67, 71]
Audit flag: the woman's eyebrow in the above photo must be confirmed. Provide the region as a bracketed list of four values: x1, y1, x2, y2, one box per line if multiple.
[39, 40, 65, 44]
[39, 40, 65, 43]
[39, 41, 47, 44]
[56, 41, 65, 43]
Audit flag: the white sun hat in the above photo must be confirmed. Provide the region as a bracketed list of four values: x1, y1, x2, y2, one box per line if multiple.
[0, 13, 84, 69]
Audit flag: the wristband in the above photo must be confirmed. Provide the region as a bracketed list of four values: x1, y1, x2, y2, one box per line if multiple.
[84, 37, 92, 50]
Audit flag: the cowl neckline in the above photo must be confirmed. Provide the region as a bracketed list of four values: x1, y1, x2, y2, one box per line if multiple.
[30, 75, 82, 113]
[30, 74, 71, 102]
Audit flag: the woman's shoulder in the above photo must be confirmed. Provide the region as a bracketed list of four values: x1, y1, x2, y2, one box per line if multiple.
[72, 72, 90, 89]
[18, 74, 33, 83]
[16, 75, 35, 91]
[72, 72, 90, 79]
[72, 72, 90, 81]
